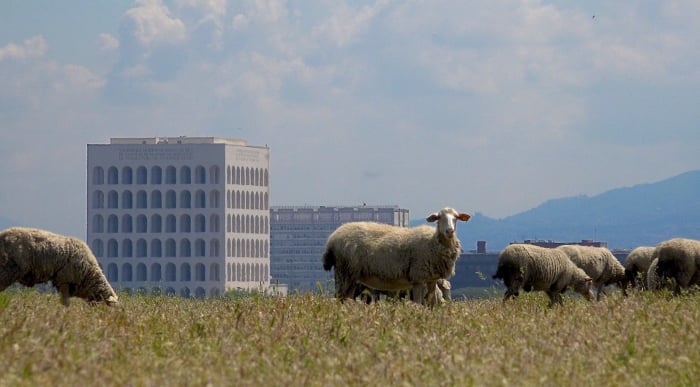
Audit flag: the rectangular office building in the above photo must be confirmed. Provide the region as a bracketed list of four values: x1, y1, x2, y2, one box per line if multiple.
[87, 136, 270, 298]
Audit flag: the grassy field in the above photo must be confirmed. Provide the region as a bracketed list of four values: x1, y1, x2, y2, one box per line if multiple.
[1, 288, 699, 386]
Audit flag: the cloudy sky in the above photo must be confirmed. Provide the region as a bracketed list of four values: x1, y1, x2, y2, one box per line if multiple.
[1, 0, 699, 239]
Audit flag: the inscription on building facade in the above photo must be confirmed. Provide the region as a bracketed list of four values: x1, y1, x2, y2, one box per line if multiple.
[118, 147, 193, 161]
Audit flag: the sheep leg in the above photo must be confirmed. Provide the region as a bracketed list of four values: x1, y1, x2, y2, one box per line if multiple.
[411, 283, 427, 304]
[0, 263, 21, 292]
[56, 283, 72, 306]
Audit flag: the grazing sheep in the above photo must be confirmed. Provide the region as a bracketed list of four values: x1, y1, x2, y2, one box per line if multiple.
[355, 278, 451, 306]
[646, 258, 660, 291]
[623, 246, 656, 290]
[322, 207, 470, 304]
[557, 245, 626, 300]
[492, 244, 593, 307]
[0, 227, 119, 306]
[654, 238, 700, 295]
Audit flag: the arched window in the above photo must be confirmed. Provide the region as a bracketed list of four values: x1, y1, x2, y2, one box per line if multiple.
[93, 167, 104, 185]
[195, 215, 206, 232]
[151, 166, 162, 184]
[180, 215, 191, 233]
[226, 166, 231, 185]
[122, 167, 133, 185]
[136, 263, 147, 281]
[151, 191, 162, 208]
[195, 166, 206, 184]
[150, 263, 162, 282]
[180, 263, 191, 281]
[151, 239, 162, 257]
[165, 166, 177, 184]
[121, 214, 133, 233]
[136, 166, 147, 184]
[180, 166, 191, 184]
[122, 191, 133, 209]
[136, 190, 147, 208]
[195, 263, 206, 281]
[165, 239, 176, 257]
[210, 190, 219, 208]
[210, 215, 220, 233]
[166, 215, 176, 233]
[264, 169, 269, 186]
[122, 264, 133, 281]
[92, 215, 104, 233]
[151, 214, 162, 233]
[92, 191, 104, 209]
[210, 264, 220, 281]
[136, 215, 147, 233]
[195, 190, 206, 208]
[195, 239, 205, 256]
[108, 167, 118, 184]
[165, 263, 176, 281]
[108, 191, 118, 209]
[180, 239, 191, 257]
[136, 239, 147, 257]
[210, 166, 219, 184]
[165, 190, 176, 208]
[122, 240, 133, 257]
[180, 191, 191, 208]
[107, 215, 118, 233]
[210, 239, 219, 257]
[107, 239, 118, 257]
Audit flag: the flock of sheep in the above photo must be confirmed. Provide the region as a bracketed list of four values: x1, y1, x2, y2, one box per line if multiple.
[1, 207, 699, 308]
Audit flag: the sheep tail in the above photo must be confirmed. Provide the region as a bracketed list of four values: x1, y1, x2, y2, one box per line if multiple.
[322, 248, 335, 271]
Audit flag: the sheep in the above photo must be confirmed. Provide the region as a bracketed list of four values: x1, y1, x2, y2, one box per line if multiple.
[654, 238, 700, 295]
[355, 279, 450, 306]
[556, 245, 626, 300]
[492, 244, 593, 307]
[322, 207, 470, 304]
[623, 246, 656, 291]
[0, 227, 119, 306]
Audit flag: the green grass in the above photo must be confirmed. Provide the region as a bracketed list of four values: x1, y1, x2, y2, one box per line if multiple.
[1, 289, 699, 386]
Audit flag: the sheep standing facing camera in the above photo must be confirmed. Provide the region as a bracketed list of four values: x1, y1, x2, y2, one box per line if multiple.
[322, 207, 470, 305]
[0, 227, 118, 306]
[493, 244, 593, 307]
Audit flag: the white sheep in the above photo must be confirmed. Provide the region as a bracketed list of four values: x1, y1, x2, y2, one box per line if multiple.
[355, 278, 451, 306]
[492, 244, 593, 307]
[322, 207, 470, 304]
[623, 246, 656, 291]
[557, 245, 626, 300]
[0, 227, 119, 306]
[654, 237, 700, 295]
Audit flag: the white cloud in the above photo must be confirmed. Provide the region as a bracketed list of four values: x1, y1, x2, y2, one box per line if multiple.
[0, 36, 47, 62]
[98, 33, 120, 51]
[312, 0, 391, 47]
[125, 0, 187, 47]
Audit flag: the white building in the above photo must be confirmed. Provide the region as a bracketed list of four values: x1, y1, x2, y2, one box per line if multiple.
[270, 205, 409, 292]
[86, 137, 270, 298]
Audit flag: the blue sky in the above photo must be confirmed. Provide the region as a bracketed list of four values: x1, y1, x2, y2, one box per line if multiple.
[1, 0, 699, 239]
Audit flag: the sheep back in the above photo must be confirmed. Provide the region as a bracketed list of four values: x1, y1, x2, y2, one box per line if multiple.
[0, 227, 118, 306]
[493, 244, 593, 307]
[655, 238, 700, 295]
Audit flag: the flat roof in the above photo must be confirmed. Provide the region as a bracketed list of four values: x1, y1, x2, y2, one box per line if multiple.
[109, 136, 248, 146]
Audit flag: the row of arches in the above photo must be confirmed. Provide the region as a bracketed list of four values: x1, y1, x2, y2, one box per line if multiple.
[91, 189, 221, 209]
[93, 165, 270, 187]
[106, 262, 269, 284]
[91, 214, 269, 235]
[93, 238, 269, 258]
[225, 190, 268, 210]
[93, 165, 220, 185]
[119, 286, 221, 299]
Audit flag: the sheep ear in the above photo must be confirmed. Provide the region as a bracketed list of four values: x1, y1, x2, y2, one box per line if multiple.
[457, 213, 471, 222]
[426, 213, 440, 222]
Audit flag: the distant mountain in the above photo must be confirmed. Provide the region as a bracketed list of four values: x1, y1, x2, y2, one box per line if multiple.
[424, 170, 700, 251]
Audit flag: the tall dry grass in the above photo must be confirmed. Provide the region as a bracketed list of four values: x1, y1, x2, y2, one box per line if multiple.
[1, 289, 699, 386]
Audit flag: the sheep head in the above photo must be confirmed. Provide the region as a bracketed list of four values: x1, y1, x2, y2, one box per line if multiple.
[426, 207, 471, 240]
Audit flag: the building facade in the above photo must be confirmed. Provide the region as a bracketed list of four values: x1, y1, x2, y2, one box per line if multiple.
[87, 137, 270, 298]
[269, 205, 410, 292]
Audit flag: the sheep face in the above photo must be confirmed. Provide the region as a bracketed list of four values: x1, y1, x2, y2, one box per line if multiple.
[426, 208, 471, 240]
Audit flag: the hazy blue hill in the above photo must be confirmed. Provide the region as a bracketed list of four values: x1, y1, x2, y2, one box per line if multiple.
[449, 170, 700, 251]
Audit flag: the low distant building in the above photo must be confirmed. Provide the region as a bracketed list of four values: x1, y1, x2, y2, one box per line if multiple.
[270, 205, 410, 292]
[517, 239, 608, 249]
